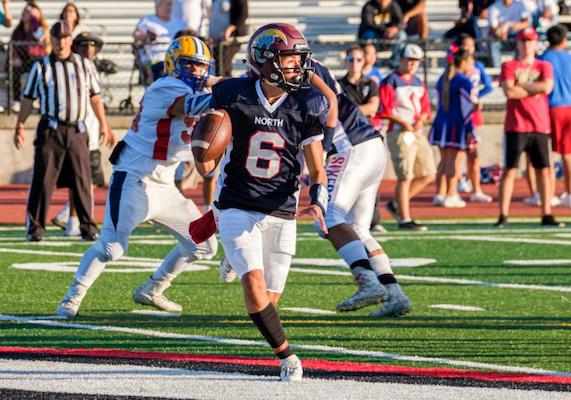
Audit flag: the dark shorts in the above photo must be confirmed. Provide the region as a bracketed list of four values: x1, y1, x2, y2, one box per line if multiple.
[504, 131, 550, 170]
[90, 149, 105, 187]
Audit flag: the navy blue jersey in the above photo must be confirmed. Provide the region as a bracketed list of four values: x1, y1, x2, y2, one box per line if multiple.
[210, 78, 327, 218]
[310, 60, 380, 153]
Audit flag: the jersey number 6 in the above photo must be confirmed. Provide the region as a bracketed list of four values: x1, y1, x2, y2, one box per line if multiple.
[246, 131, 285, 179]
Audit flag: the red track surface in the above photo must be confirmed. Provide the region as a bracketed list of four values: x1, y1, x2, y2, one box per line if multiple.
[0, 346, 569, 385]
[0, 180, 569, 225]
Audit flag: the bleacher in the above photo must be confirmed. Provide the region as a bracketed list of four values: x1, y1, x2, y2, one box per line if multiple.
[0, 0, 568, 111]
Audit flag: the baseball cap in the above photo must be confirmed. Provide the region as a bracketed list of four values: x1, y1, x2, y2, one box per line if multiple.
[517, 27, 538, 41]
[400, 44, 424, 60]
[73, 32, 104, 51]
[50, 21, 72, 39]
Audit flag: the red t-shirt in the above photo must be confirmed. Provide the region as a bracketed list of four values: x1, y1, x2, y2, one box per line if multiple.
[500, 59, 553, 133]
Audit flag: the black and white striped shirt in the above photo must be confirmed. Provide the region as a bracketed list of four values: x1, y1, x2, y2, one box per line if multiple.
[23, 53, 101, 124]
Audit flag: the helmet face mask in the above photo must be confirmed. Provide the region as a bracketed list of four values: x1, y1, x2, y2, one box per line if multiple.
[164, 36, 212, 91]
[176, 57, 209, 91]
[247, 23, 312, 93]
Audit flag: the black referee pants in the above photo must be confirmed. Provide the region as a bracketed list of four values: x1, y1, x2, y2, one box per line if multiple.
[26, 118, 97, 238]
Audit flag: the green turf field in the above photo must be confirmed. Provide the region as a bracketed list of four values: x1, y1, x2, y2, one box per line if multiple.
[1, 222, 570, 374]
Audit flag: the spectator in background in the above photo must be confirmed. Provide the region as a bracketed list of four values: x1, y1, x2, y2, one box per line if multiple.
[10, 1, 50, 113]
[444, 34, 494, 204]
[496, 27, 563, 228]
[209, 0, 248, 77]
[488, 0, 531, 67]
[379, 44, 435, 231]
[362, 42, 384, 85]
[60, 2, 87, 38]
[540, 24, 571, 207]
[133, 0, 175, 86]
[1, 0, 13, 28]
[524, 0, 558, 34]
[358, 0, 403, 42]
[13, 21, 114, 242]
[52, 32, 109, 236]
[338, 46, 380, 120]
[396, 0, 428, 39]
[445, 0, 494, 42]
[170, 0, 210, 38]
[429, 48, 477, 209]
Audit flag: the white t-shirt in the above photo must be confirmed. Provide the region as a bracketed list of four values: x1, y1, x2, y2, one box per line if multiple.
[488, 0, 531, 29]
[135, 15, 175, 65]
[81, 60, 101, 151]
[170, 0, 211, 37]
[524, 0, 558, 15]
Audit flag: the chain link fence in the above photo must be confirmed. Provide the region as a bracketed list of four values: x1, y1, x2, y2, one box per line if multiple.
[1, 34, 570, 115]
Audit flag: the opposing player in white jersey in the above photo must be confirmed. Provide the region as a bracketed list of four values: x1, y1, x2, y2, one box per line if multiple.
[311, 60, 412, 317]
[56, 36, 218, 317]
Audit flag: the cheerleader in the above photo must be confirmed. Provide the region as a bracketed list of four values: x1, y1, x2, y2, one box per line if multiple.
[429, 48, 479, 208]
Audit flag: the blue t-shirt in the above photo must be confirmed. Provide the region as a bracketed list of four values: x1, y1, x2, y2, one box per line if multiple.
[365, 66, 384, 86]
[539, 49, 571, 108]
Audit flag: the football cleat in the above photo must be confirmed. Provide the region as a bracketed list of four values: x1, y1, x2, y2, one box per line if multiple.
[280, 354, 303, 382]
[132, 277, 182, 313]
[55, 280, 88, 318]
[219, 257, 237, 283]
[369, 284, 412, 317]
[336, 268, 388, 312]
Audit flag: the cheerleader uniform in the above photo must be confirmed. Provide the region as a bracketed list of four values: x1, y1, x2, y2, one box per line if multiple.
[429, 72, 475, 150]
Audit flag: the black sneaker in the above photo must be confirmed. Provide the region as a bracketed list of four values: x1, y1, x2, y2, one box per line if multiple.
[385, 200, 400, 222]
[26, 233, 42, 242]
[541, 215, 565, 228]
[51, 216, 67, 230]
[82, 232, 99, 242]
[494, 215, 507, 229]
[398, 221, 428, 231]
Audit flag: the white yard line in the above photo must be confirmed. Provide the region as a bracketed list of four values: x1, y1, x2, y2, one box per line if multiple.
[281, 307, 336, 315]
[504, 260, 571, 266]
[451, 236, 571, 246]
[289, 267, 571, 293]
[429, 304, 485, 311]
[5, 359, 566, 400]
[3, 246, 569, 293]
[297, 228, 571, 237]
[1, 313, 569, 377]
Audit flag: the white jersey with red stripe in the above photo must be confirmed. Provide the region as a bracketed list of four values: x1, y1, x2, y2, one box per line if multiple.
[123, 76, 211, 163]
[379, 71, 431, 133]
[116, 76, 211, 184]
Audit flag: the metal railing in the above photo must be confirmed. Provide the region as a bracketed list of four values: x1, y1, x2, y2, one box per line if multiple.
[2, 34, 570, 115]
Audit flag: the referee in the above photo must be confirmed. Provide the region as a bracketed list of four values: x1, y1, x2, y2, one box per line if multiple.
[13, 21, 115, 242]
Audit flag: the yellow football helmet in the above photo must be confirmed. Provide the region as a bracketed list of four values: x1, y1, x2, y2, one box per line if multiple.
[164, 36, 212, 90]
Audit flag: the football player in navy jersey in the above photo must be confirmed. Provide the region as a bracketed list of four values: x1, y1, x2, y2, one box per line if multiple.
[181, 23, 334, 382]
[311, 59, 412, 318]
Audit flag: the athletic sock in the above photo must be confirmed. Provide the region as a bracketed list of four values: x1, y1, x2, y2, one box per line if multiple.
[75, 246, 107, 288]
[338, 240, 374, 278]
[370, 251, 397, 284]
[152, 245, 192, 282]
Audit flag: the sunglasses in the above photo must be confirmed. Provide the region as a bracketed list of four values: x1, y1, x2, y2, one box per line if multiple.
[79, 40, 98, 46]
[346, 55, 364, 63]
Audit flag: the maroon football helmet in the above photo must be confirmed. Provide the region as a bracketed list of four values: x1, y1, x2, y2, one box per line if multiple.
[247, 23, 312, 93]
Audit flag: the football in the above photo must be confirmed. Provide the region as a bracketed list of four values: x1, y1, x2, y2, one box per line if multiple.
[191, 109, 232, 162]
